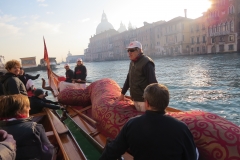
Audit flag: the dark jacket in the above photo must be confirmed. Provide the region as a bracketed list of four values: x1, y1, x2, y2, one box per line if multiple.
[122, 55, 157, 101]
[73, 65, 87, 83]
[0, 118, 54, 160]
[100, 110, 197, 160]
[29, 96, 60, 115]
[18, 73, 39, 89]
[65, 69, 74, 83]
[0, 72, 27, 95]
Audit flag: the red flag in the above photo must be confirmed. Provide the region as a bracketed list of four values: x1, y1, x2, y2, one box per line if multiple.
[43, 37, 59, 96]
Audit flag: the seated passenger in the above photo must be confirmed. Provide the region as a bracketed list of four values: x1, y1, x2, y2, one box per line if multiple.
[0, 60, 27, 95]
[29, 88, 61, 115]
[0, 129, 16, 160]
[100, 83, 197, 160]
[0, 94, 54, 160]
[18, 67, 40, 92]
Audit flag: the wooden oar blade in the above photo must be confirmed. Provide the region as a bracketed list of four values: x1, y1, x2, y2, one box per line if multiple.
[45, 108, 68, 134]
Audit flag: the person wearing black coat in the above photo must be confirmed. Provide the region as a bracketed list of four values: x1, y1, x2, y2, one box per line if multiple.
[0, 72, 4, 96]
[100, 84, 197, 160]
[29, 89, 60, 115]
[0, 60, 27, 96]
[72, 58, 87, 89]
[64, 63, 74, 83]
[18, 68, 40, 91]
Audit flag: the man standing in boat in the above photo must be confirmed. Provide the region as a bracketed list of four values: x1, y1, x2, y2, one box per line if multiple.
[0, 60, 27, 96]
[100, 83, 197, 160]
[118, 41, 158, 112]
[72, 58, 87, 89]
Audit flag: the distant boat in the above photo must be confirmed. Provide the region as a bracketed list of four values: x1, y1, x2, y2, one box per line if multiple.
[0, 55, 6, 73]
[40, 57, 58, 70]
[20, 57, 41, 72]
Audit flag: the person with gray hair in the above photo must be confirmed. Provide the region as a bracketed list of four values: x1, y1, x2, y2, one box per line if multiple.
[100, 83, 197, 160]
[118, 41, 158, 112]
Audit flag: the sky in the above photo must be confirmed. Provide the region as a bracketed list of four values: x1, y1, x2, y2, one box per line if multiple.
[0, 0, 211, 64]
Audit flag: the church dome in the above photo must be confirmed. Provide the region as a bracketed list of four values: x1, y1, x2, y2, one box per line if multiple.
[96, 11, 114, 34]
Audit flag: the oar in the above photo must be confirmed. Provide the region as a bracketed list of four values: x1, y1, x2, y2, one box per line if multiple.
[45, 108, 68, 134]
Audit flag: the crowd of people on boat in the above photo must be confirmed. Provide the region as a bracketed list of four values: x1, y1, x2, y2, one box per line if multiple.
[0, 41, 199, 160]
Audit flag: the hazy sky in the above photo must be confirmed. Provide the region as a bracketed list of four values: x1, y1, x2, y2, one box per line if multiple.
[0, 0, 211, 63]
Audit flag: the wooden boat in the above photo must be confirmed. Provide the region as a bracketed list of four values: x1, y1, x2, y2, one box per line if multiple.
[31, 108, 89, 160]
[59, 104, 181, 160]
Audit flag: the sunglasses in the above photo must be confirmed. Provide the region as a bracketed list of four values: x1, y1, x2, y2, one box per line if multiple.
[127, 49, 136, 52]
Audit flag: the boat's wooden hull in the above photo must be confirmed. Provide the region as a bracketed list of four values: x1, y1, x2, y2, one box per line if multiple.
[31, 108, 87, 160]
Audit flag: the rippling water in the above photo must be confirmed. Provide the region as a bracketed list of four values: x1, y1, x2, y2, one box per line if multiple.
[32, 53, 240, 126]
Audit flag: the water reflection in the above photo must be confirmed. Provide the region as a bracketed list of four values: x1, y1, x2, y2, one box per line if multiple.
[32, 53, 240, 126]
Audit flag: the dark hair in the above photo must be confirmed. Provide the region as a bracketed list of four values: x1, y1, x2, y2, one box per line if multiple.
[0, 94, 30, 118]
[143, 83, 169, 111]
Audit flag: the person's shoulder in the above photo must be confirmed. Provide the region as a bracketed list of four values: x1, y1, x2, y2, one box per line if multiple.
[164, 115, 188, 127]
[126, 115, 142, 125]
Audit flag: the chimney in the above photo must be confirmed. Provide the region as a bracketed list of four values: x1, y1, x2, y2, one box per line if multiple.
[184, 9, 187, 18]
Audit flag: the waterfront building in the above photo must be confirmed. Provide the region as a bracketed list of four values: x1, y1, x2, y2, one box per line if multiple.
[205, 0, 240, 53]
[66, 51, 84, 63]
[189, 15, 208, 55]
[160, 17, 192, 56]
[84, 5, 240, 62]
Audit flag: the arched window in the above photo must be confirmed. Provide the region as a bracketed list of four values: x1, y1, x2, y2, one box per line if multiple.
[218, 24, 221, 32]
[223, 23, 226, 31]
[229, 5, 234, 14]
[230, 21, 234, 31]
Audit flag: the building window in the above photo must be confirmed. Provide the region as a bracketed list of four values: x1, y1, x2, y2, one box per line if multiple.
[175, 47, 178, 52]
[212, 38, 215, 43]
[220, 36, 224, 42]
[191, 48, 194, 52]
[229, 35, 234, 42]
[197, 47, 199, 52]
[197, 37, 199, 43]
[229, 5, 234, 14]
[229, 45, 234, 50]
[202, 46, 206, 52]
[203, 36, 206, 43]
[182, 35, 184, 41]
[191, 37, 194, 44]
[230, 21, 234, 32]
[219, 45, 224, 52]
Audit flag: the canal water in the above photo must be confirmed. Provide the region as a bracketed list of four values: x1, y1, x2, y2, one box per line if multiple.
[32, 53, 240, 126]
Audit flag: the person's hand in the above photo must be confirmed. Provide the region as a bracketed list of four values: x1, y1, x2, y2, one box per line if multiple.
[77, 79, 81, 82]
[72, 80, 75, 83]
[118, 94, 125, 101]
[42, 78, 45, 81]
[0, 130, 7, 141]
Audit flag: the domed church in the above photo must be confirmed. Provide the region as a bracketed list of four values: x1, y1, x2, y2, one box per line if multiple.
[96, 11, 114, 34]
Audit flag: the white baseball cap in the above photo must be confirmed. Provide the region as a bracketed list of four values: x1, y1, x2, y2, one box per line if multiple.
[77, 58, 82, 62]
[126, 41, 142, 49]
[64, 63, 69, 67]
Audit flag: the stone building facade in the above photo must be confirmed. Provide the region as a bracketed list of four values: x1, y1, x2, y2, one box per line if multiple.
[84, 1, 240, 62]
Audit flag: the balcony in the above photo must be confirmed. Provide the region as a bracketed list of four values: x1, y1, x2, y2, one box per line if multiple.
[209, 30, 230, 37]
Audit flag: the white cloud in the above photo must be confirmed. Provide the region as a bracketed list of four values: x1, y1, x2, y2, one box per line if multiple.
[0, 9, 3, 14]
[0, 15, 17, 23]
[30, 15, 40, 20]
[28, 22, 61, 34]
[0, 23, 21, 37]
[46, 12, 54, 15]
[39, 4, 48, 7]
[82, 18, 90, 23]
[37, 0, 45, 2]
